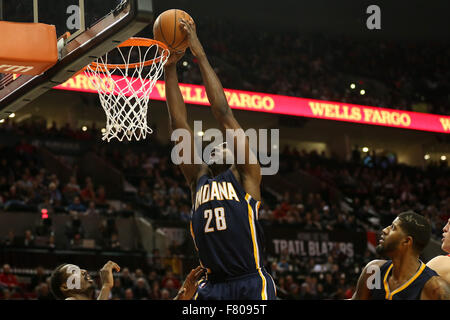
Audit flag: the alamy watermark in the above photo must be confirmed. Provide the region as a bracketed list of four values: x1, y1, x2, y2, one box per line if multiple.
[366, 264, 382, 289]
[366, 5, 381, 30]
[170, 121, 279, 176]
[66, 265, 81, 290]
[66, 5, 81, 30]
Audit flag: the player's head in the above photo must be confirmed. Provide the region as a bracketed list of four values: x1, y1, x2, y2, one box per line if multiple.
[376, 211, 431, 258]
[442, 218, 450, 253]
[206, 142, 234, 175]
[50, 263, 96, 300]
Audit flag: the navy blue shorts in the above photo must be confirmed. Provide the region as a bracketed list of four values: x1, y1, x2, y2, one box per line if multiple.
[194, 269, 277, 300]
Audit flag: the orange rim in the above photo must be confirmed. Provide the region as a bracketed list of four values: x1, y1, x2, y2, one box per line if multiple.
[83, 37, 169, 72]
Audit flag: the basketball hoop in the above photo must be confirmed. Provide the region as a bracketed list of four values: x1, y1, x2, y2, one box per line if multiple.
[84, 38, 169, 142]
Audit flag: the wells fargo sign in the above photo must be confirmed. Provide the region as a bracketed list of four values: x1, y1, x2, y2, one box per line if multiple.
[55, 73, 450, 134]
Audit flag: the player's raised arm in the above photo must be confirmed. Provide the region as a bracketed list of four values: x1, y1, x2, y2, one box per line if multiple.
[97, 260, 120, 300]
[180, 18, 262, 199]
[164, 52, 206, 189]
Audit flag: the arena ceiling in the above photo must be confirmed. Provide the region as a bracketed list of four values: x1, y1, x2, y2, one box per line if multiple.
[155, 0, 450, 42]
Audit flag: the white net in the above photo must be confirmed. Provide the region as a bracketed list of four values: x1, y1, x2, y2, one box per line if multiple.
[84, 38, 169, 142]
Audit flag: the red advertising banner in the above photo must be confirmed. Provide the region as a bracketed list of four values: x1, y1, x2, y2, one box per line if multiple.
[54, 73, 450, 134]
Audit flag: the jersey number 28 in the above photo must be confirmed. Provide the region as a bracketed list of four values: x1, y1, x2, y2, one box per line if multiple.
[204, 207, 227, 233]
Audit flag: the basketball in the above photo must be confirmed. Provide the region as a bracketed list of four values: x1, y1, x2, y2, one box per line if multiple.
[153, 9, 195, 52]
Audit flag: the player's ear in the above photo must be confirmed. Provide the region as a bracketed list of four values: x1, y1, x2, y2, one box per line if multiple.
[403, 235, 413, 248]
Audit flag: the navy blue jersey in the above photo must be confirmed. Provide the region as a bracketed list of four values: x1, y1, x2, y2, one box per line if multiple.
[194, 269, 277, 300]
[190, 169, 266, 282]
[369, 260, 438, 300]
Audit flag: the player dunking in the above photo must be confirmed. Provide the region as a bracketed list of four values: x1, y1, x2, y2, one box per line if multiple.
[426, 218, 450, 283]
[163, 18, 276, 300]
[351, 211, 450, 300]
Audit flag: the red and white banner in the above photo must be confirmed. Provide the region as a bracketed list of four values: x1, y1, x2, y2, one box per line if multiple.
[54, 73, 450, 134]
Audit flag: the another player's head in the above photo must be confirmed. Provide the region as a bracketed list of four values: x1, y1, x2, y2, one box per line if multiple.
[50, 263, 96, 300]
[442, 218, 450, 253]
[206, 142, 234, 176]
[376, 211, 431, 258]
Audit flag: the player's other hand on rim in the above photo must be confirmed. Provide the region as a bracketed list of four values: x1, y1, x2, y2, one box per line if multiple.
[179, 18, 205, 58]
[99, 260, 120, 289]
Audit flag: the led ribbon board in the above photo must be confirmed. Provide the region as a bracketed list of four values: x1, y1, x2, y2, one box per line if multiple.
[55, 73, 450, 134]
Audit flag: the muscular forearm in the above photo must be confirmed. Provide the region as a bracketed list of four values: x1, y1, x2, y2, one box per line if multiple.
[97, 285, 112, 300]
[196, 55, 230, 117]
[164, 65, 188, 126]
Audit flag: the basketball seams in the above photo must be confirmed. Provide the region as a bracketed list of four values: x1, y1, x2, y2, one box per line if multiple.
[172, 11, 189, 51]
[157, 16, 170, 49]
[172, 32, 188, 51]
[170, 9, 177, 47]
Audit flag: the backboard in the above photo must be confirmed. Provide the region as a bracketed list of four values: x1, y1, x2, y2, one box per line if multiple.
[0, 0, 154, 119]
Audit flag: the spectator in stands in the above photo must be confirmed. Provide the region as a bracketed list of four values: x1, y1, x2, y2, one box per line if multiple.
[160, 288, 171, 300]
[150, 282, 161, 300]
[48, 182, 62, 208]
[67, 196, 86, 213]
[276, 258, 290, 274]
[96, 186, 107, 206]
[133, 277, 151, 300]
[21, 229, 35, 248]
[124, 288, 134, 300]
[120, 268, 134, 289]
[84, 201, 98, 216]
[30, 266, 46, 291]
[100, 218, 118, 249]
[4, 184, 29, 211]
[0, 264, 19, 290]
[65, 212, 85, 247]
[322, 273, 337, 296]
[160, 270, 181, 292]
[80, 177, 96, 203]
[147, 270, 160, 288]
[316, 283, 326, 299]
[63, 176, 81, 203]
[272, 204, 287, 222]
[70, 233, 83, 248]
[3, 230, 17, 247]
[111, 277, 124, 299]
[134, 269, 145, 283]
[299, 282, 315, 300]
[161, 278, 178, 298]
